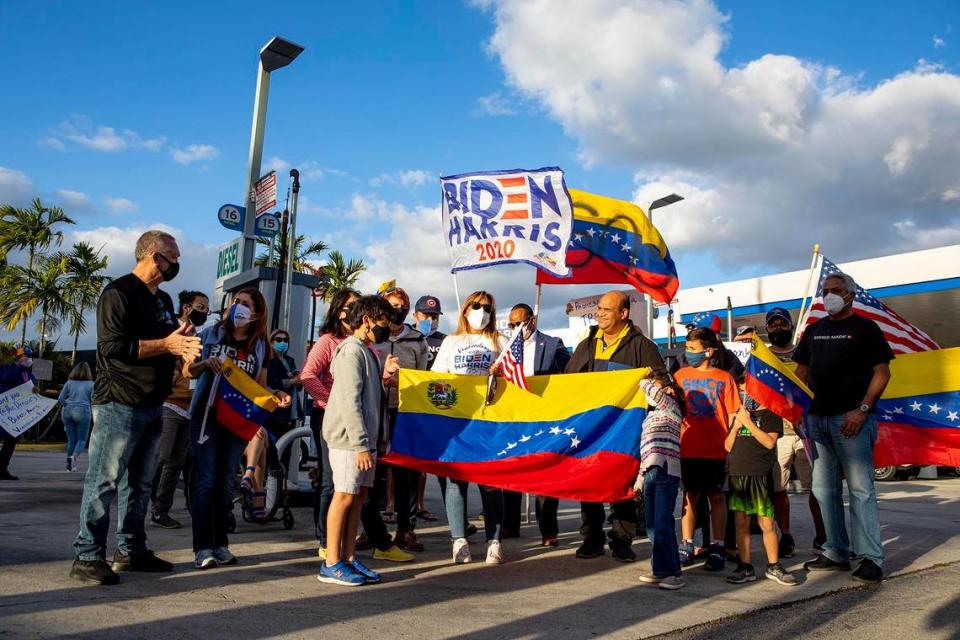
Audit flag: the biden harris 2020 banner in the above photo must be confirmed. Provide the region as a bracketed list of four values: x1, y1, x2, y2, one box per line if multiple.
[440, 167, 574, 278]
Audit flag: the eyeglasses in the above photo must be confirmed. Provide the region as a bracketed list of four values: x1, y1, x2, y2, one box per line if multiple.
[469, 303, 492, 313]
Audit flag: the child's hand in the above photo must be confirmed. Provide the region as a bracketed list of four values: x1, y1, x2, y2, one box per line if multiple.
[384, 355, 401, 376]
[357, 450, 374, 471]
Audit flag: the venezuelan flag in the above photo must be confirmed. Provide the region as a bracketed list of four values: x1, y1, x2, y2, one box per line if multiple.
[535, 189, 679, 303]
[745, 335, 813, 424]
[384, 368, 650, 503]
[214, 358, 279, 440]
[875, 347, 960, 466]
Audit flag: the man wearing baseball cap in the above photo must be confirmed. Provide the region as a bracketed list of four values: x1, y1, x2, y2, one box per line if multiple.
[0, 346, 38, 480]
[764, 307, 826, 559]
[414, 295, 445, 370]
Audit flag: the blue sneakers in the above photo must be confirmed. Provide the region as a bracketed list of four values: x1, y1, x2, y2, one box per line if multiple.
[678, 542, 695, 567]
[350, 558, 381, 584]
[317, 560, 365, 587]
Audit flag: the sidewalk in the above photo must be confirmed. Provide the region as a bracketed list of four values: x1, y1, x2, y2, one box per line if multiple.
[1, 452, 958, 639]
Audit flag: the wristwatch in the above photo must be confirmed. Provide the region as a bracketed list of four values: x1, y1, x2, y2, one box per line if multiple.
[858, 403, 871, 413]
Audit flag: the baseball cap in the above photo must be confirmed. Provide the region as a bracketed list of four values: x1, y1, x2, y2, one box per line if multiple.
[765, 307, 793, 326]
[735, 325, 755, 338]
[415, 295, 443, 315]
[15, 346, 35, 358]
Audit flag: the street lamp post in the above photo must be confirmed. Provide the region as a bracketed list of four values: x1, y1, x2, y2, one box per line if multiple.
[646, 193, 684, 339]
[240, 36, 305, 272]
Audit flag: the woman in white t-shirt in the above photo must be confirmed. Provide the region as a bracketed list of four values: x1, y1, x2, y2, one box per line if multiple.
[431, 290, 508, 565]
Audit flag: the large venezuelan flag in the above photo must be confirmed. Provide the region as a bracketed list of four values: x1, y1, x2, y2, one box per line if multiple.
[535, 189, 679, 303]
[745, 335, 813, 425]
[214, 358, 279, 441]
[875, 347, 960, 466]
[384, 368, 650, 502]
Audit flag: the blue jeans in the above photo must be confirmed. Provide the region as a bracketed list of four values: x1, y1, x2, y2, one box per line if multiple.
[63, 406, 92, 457]
[444, 480, 504, 541]
[189, 415, 247, 552]
[73, 402, 163, 561]
[808, 413, 883, 567]
[643, 465, 682, 578]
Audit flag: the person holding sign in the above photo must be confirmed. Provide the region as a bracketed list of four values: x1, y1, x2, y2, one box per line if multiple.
[0, 346, 38, 481]
[186, 288, 290, 570]
[71, 231, 202, 586]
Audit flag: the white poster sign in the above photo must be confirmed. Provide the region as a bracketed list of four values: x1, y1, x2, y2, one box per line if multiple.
[441, 167, 573, 277]
[0, 382, 57, 437]
[723, 341, 752, 365]
[566, 290, 648, 330]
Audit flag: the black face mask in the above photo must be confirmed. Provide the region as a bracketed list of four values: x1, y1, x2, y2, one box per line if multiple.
[768, 329, 792, 347]
[392, 306, 409, 325]
[155, 254, 180, 282]
[370, 323, 391, 343]
[188, 309, 208, 327]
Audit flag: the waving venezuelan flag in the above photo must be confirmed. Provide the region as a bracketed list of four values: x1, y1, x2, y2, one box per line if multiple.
[745, 335, 813, 425]
[875, 347, 960, 466]
[214, 358, 279, 441]
[535, 189, 679, 303]
[385, 368, 650, 502]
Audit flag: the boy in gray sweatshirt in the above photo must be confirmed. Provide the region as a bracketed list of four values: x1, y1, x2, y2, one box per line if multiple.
[319, 296, 399, 587]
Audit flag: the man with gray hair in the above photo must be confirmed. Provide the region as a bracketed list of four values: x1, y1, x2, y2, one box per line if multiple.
[71, 230, 202, 585]
[794, 272, 893, 584]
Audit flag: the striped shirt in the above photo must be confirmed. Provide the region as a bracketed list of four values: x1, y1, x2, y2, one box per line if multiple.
[638, 379, 682, 478]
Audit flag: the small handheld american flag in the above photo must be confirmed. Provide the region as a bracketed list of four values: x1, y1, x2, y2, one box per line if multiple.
[496, 323, 530, 392]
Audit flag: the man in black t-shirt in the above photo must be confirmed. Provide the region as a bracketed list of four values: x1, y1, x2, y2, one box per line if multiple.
[794, 272, 893, 584]
[71, 231, 202, 586]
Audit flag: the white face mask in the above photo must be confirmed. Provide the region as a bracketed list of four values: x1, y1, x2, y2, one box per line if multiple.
[466, 308, 490, 331]
[230, 302, 252, 328]
[823, 292, 847, 316]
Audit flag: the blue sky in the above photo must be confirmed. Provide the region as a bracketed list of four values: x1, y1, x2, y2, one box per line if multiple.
[1, 0, 958, 344]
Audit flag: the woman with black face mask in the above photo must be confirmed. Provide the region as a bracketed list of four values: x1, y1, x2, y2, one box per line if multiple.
[149, 291, 209, 529]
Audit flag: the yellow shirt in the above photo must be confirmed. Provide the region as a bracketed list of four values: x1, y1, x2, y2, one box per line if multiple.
[594, 324, 631, 361]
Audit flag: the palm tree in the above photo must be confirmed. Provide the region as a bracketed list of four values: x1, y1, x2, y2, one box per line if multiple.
[255, 235, 329, 273]
[64, 242, 110, 363]
[0, 198, 76, 344]
[315, 251, 366, 301]
[0, 253, 73, 355]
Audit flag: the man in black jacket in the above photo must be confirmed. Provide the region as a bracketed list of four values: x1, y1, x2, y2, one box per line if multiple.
[566, 291, 665, 561]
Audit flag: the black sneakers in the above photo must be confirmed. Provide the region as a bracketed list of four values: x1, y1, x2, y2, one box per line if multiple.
[803, 554, 851, 571]
[70, 559, 119, 585]
[111, 550, 174, 573]
[609, 539, 636, 563]
[851, 559, 883, 583]
[0, 469, 18, 480]
[575, 541, 605, 559]
[778, 533, 796, 559]
[150, 513, 182, 529]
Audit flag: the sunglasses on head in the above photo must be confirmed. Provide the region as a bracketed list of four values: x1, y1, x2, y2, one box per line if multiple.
[469, 303, 492, 313]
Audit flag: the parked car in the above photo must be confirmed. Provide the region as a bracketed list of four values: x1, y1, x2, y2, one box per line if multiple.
[874, 465, 960, 481]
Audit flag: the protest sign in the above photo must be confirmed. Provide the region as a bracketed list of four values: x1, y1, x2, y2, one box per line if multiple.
[724, 341, 752, 365]
[441, 167, 573, 277]
[566, 290, 648, 330]
[0, 382, 57, 437]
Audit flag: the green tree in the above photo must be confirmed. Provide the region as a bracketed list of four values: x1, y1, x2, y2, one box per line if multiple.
[64, 242, 110, 364]
[255, 235, 329, 273]
[0, 198, 76, 344]
[0, 253, 73, 355]
[315, 250, 366, 301]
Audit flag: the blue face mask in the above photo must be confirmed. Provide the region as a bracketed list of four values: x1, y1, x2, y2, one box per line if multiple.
[685, 350, 708, 367]
[417, 319, 437, 335]
[273, 340, 289, 354]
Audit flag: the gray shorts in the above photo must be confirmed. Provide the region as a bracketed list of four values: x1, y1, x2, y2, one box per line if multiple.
[329, 447, 377, 495]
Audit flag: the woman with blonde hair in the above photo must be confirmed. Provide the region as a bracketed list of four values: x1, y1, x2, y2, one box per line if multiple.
[59, 362, 94, 472]
[432, 290, 508, 565]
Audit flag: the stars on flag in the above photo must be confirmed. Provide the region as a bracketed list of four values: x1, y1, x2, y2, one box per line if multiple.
[549, 426, 561, 435]
[494, 425, 583, 456]
[929, 403, 941, 414]
[570, 436, 580, 448]
[910, 401, 923, 412]
[948, 411, 958, 422]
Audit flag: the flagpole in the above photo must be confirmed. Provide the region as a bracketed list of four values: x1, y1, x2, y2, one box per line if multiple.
[533, 283, 542, 316]
[451, 271, 462, 310]
[197, 372, 222, 445]
[726, 296, 733, 341]
[793, 244, 822, 345]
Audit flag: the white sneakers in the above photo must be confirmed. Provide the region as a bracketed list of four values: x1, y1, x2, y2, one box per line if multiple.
[485, 540, 504, 564]
[453, 538, 472, 564]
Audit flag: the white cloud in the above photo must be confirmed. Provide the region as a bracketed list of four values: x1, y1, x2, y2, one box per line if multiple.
[170, 143, 220, 165]
[933, 35, 945, 48]
[0, 167, 34, 206]
[54, 189, 93, 212]
[369, 169, 432, 188]
[104, 197, 139, 215]
[479, 0, 960, 267]
[475, 91, 518, 116]
[50, 116, 166, 153]
[265, 156, 290, 173]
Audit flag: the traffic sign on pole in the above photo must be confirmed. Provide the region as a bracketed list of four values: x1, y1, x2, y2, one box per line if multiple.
[217, 204, 246, 232]
[255, 211, 281, 238]
[254, 171, 278, 215]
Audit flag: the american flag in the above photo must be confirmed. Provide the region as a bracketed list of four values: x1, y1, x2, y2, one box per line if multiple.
[804, 255, 940, 354]
[498, 325, 530, 392]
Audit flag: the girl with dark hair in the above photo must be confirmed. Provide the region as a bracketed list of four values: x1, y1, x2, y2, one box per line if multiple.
[431, 290, 508, 565]
[59, 363, 94, 472]
[186, 287, 291, 569]
[673, 326, 741, 572]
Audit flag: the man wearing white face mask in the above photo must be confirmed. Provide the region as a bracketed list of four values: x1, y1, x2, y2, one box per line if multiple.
[794, 272, 893, 584]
